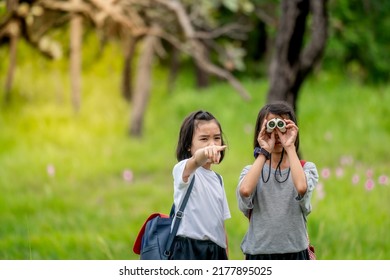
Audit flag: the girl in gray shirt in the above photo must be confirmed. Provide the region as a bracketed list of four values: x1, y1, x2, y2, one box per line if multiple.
[237, 101, 318, 260]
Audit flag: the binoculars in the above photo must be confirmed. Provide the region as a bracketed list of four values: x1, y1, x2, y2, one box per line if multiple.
[266, 118, 286, 133]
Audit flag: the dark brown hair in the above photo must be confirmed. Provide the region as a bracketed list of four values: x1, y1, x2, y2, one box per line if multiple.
[176, 110, 225, 162]
[254, 101, 300, 152]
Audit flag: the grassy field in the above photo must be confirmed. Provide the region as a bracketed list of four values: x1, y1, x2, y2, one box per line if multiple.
[1, 41, 390, 260]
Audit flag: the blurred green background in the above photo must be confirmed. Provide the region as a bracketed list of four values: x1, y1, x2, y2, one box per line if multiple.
[1, 0, 390, 260]
[1, 39, 389, 260]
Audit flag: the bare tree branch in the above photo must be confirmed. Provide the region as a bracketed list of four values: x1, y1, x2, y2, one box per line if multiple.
[39, 0, 91, 16]
[300, 0, 328, 74]
[154, 0, 250, 100]
[1, 0, 252, 105]
[89, 0, 146, 36]
[195, 23, 251, 40]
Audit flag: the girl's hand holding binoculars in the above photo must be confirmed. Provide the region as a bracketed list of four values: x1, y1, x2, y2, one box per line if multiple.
[276, 119, 298, 150]
[257, 119, 275, 153]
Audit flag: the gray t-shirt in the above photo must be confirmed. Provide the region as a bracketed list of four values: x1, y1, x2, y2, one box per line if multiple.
[236, 161, 318, 254]
[173, 159, 231, 248]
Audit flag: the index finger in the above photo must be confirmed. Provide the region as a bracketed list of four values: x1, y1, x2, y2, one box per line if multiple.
[217, 145, 227, 151]
[262, 119, 268, 129]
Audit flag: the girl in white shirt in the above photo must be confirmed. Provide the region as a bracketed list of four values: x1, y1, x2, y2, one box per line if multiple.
[170, 110, 231, 260]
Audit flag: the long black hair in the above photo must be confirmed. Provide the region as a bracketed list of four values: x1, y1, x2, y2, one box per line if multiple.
[176, 110, 225, 162]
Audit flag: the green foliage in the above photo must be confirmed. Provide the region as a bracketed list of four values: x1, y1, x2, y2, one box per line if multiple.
[325, 0, 390, 83]
[1, 40, 390, 260]
[221, 0, 254, 13]
[0, 2, 7, 19]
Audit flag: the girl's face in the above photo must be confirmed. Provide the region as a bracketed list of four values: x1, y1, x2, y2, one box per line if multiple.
[190, 120, 222, 156]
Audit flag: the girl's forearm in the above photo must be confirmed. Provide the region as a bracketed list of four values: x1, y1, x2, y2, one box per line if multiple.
[239, 155, 266, 197]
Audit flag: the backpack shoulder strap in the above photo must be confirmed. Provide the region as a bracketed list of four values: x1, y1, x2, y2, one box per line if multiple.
[215, 172, 223, 186]
[164, 176, 195, 258]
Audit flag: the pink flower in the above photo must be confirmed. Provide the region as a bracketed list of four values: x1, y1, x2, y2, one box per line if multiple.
[123, 169, 134, 183]
[324, 131, 333, 142]
[315, 182, 325, 200]
[244, 124, 253, 134]
[340, 155, 353, 166]
[335, 167, 344, 178]
[47, 164, 55, 177]
[365, 179, 375, 191]
[366, 169, 374, 178]
[321, 168, 331, 179]
[316, 189, 325, 200]
[378, 175, 389, 186]
[351, 174, 360, 185]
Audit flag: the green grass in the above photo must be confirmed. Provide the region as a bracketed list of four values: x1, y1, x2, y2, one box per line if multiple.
[1, 41, 390, 260]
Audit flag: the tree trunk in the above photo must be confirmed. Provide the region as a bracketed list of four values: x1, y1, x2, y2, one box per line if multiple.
[6, 0, 18, 11]
[194, 61, 210, 88]
[70, 0, 82, 113]
[122, 36, 138, 102]
[129, 30, 158, 137]
[4, 26, 18, 103]
[194, 47, 210, 89]
[167, 46, 180, 94]
[267, 0, 328, 110]
[3, 1, 20, 102]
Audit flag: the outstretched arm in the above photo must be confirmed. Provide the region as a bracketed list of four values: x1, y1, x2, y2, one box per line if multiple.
[182, 145, 227, 182]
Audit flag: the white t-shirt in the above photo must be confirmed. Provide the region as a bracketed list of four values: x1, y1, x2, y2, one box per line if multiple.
[172, 159, 231, 248]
